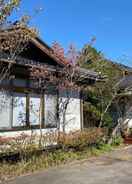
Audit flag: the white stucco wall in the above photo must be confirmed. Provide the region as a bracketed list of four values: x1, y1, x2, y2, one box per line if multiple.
[59, 97, 81, 133]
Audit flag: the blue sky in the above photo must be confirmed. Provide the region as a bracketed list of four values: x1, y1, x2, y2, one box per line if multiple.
[11, 0, 132, 66]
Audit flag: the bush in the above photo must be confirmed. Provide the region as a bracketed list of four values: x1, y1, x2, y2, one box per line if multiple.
[0, 130, 59, 152]
[0, 129, 108, 161]
[58, 128, 107, 151]
[0, 129, 121, 181]
[111, 136, 123, 146]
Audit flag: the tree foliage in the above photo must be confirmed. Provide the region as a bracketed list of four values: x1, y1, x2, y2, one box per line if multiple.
[0, 0, 20, 26]
[77, 44, 127, 128]
[66, 44, 80, 66]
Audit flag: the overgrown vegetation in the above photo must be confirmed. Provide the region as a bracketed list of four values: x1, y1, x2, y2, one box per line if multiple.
[0, 129, 123, 182]
[0, 128, 106, 157]
[78, 44, 130, 129]
[0, 146, 115, 180]
[58, 128, 107, 150]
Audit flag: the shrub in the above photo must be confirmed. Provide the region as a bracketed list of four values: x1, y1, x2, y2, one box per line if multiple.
[58, 128, 107, 150]
[111, 136, 123, 146]
[0, 129, 107, 161]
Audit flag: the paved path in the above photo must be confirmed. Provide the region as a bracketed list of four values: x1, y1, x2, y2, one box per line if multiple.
[8, 146, 132, 184]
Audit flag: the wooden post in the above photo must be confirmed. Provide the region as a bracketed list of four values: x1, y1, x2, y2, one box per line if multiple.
[41, 95, 44, 128]
[80, 99, 84, 130]
[26, 94, 30, 127]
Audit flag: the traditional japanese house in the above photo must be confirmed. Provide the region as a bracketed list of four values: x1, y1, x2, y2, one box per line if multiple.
[0, 26, 102, 138]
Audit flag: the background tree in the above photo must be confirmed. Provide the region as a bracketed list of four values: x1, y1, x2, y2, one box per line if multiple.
[0, 0, 20, 26]
[52, 41, 65, 61]
[66, 44, 80, 66]
[77, 42, 132, 143]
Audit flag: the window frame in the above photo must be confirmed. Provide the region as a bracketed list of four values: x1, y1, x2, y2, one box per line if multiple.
[0, 92, 58, 132]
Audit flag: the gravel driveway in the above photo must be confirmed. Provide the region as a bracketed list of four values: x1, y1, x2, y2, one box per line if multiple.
[8, 146, 132, 184]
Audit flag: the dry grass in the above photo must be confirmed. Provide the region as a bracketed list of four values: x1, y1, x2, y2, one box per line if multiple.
[0, 128, 118, 183]
[0, 144, 115, 183]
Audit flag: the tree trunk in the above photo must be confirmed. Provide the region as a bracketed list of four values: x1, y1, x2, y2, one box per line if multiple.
[108, 120, 121, 144]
